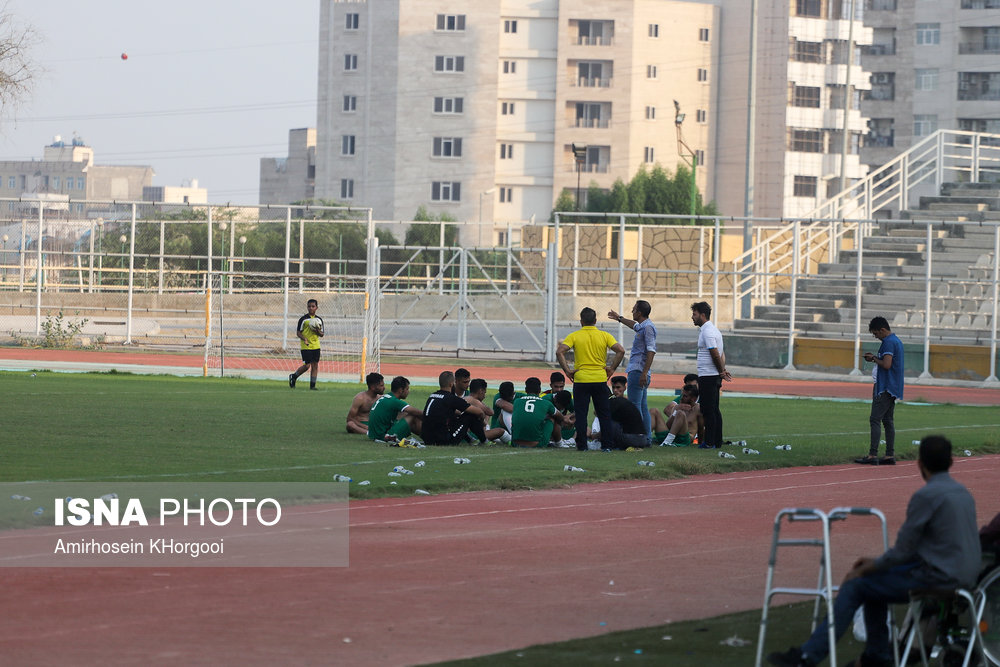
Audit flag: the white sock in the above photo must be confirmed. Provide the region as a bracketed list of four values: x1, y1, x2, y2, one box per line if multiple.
[661, 433, 676, 446]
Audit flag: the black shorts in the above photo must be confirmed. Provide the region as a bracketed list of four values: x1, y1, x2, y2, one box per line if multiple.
[300, 348, 320, 364]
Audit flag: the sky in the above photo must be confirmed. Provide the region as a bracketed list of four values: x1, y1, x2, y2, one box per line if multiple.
[0, 1, 319, 203]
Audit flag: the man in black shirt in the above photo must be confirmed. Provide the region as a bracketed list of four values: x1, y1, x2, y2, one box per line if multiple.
[604, 376, 648, 449]
[422, 371, 486, 445]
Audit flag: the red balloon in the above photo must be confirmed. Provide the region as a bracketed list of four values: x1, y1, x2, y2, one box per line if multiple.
[121, 52, 128, 61]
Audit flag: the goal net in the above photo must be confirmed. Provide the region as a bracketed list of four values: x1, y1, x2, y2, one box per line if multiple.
[204, 271, 379, 383]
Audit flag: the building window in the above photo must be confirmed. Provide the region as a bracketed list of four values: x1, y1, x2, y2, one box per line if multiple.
[794, 175, 818, 197]
[435, 55, 465, 72]
[340, 179, 354, 199]
[77, 177, 85, 190]
[431, 181, 461, 202]
[644, 146, 655, 163]
[646, 65, 657, 78]
[343, 95, 357, 112]
[795, 0, 822, 17]
[645, 106, 656, 120]
[695, 149, 705, 165]
[499, 187, 513, 203]
[344, 54, 358, 71]
[577, 20, 613, 46]
[504, 19, 517, 33]
[52, 176, 60, 189]
[436, 14, 466, 31]
[791, 129, 824, 152]
[577, 61, 608, 87]
[503, 60, 516, 74]
[500, 144, 513, 159]
[7, 176, 15, 189]
[501, 101, 515, 115]
[914, 114, 938, 137]
[792, 39, 824, 63]
[649, 24, 659, 38]
[699, 28, 710, 41]
[434, 96, 464, 113]
[341, 135, 356, 156]
[792, 85, 821, 108]
[697, 68, 708, 82]
[915, 68, 938, 91]
[916, 23, 940, 45]
[696, 109, 707, 123]
[345, 13, 359, 30]
[432, 137, 463, 157]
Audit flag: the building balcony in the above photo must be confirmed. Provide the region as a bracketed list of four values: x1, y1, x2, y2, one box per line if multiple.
[574, 77, 612, 88]
[863, 43, 896, 56]
[958, 89, 1000, 100]
[865, 0, 897, 10]
[958, 43, 1000, 55]
[962, 0, 1000, 8]
[575, 118, 610, 128]
[865, 133, 894, 148]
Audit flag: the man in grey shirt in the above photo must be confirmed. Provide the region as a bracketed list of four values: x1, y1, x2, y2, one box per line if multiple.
[768, 435, 980, 667]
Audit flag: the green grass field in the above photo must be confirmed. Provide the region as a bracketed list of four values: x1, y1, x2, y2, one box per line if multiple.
[4, 369, 1000, 496]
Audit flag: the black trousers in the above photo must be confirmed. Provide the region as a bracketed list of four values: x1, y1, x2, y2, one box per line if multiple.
[698, 374, 723, 447]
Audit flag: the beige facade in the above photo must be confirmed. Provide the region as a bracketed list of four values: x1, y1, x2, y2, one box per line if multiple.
[861, 0, 1000, 201]
[0, 138, 153, 215]
[315, 0, 719, 239]
[143, 180, 208, 205]
[710, 0, 872, 219]
[259, 128, 317, 205]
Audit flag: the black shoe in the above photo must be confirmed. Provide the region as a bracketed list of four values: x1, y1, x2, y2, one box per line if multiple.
[288, 373, 296, 389]
[309, 385, 318, 391]
[854, 455, 879, 465]
[878, 456, 895, 465]
[767, 646, 813, 667]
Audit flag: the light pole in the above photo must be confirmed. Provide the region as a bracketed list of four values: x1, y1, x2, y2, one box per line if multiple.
[673, 100, 698, 218]
[239, 235, 247, 290]
[478, 188, 497, 223]
[1, 234, 7, 282]
[572, 143, 588, 211]
[96, 219, 104, 287]
[119, 234, 127, 285]
[219, 221, 228, 292]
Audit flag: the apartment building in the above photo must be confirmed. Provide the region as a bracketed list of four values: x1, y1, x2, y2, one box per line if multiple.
[314, 0, 719, 238]
[861, 0, 1000, 200]
[707, 0, 873, 219]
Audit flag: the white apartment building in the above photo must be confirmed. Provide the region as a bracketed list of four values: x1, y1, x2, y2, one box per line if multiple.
[861, 0, 1000, 198]
[707, 0, 873, 219]
[315, 0, 719, 240]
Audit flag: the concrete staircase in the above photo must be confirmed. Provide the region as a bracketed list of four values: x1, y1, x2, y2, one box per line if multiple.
[735, 183, 998, 342]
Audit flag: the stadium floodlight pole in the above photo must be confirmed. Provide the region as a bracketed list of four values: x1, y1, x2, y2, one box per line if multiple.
[1, 234, 6, 281]
[673, 100, 698, 218]
[572, 143, 588, 211]
[742, 0, 759, 319]
[239, 236, 247, 291]
[119, 235, 127, 286]
[96, 218, 103, 288]
[219, 221, 228, 294]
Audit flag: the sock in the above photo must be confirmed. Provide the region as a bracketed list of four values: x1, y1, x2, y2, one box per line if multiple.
[662, 433, 676, 446]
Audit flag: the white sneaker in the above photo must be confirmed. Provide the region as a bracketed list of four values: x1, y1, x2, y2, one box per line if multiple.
[499, 431, 512, 444]
[557, 438, 576, 448]
[407, 437, 423, 446]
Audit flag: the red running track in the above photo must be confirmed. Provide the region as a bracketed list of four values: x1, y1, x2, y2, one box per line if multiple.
[2, 457, 998, 666]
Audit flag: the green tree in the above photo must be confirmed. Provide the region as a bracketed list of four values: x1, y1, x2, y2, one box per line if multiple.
[607, 179, 629, 212]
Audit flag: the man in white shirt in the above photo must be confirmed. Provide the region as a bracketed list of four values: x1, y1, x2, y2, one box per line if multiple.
[691, 301, 732, 448]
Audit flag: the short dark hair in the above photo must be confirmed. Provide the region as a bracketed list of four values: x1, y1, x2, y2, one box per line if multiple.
[365, 372, 383, 388]
[390, 376, 409, 393]
[610, 375, 627, 386]
[691, 301, 711, 318]
[438, 371, 455, 389]
[682, 384, 699, 399]
[455, 368, 471, 381]
[498, 381, 515, 401]
[868, 316, 890, 333]
[553, 390, 572, 410]
[549, 371, 565, 383]
[307, 298, 318, 307]
[469, 378, 487, 393]
[634, 300, 651, 318]
[580, 307, 597, 325]
[683, 373, 699, 385]
[919, 435, 953, 473]
[525, 376, 542, 394]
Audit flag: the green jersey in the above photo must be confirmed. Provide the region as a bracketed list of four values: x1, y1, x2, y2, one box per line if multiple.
[367, 394, 409, 440]
[510, 395, 556, 445]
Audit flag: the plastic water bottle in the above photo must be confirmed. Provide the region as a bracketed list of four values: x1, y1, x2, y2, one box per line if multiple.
[10, 494, 30, 501]
[637, 460, 655, 467]
[392, 465, 406, 472]
[414, 489, 431, 495]
[964, 449, 972, 457]
[414, 461, 426, 467]
[737, 440, 747, 447]
[742, 447, 760, 455]
[563, 465, 585, 472]
[718, 451, 736, 459]
[387, 471, 402, 477]
[911, 440, 921, 445]
[100, 493, 117, 501]
[453, 457, 471, 464]
[333, 474, 352, 482]
[402, 469, 414, 475]
[33, 507, 44, 516]
[357, 480, 370, 486]
[775, 444, 792, 451]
